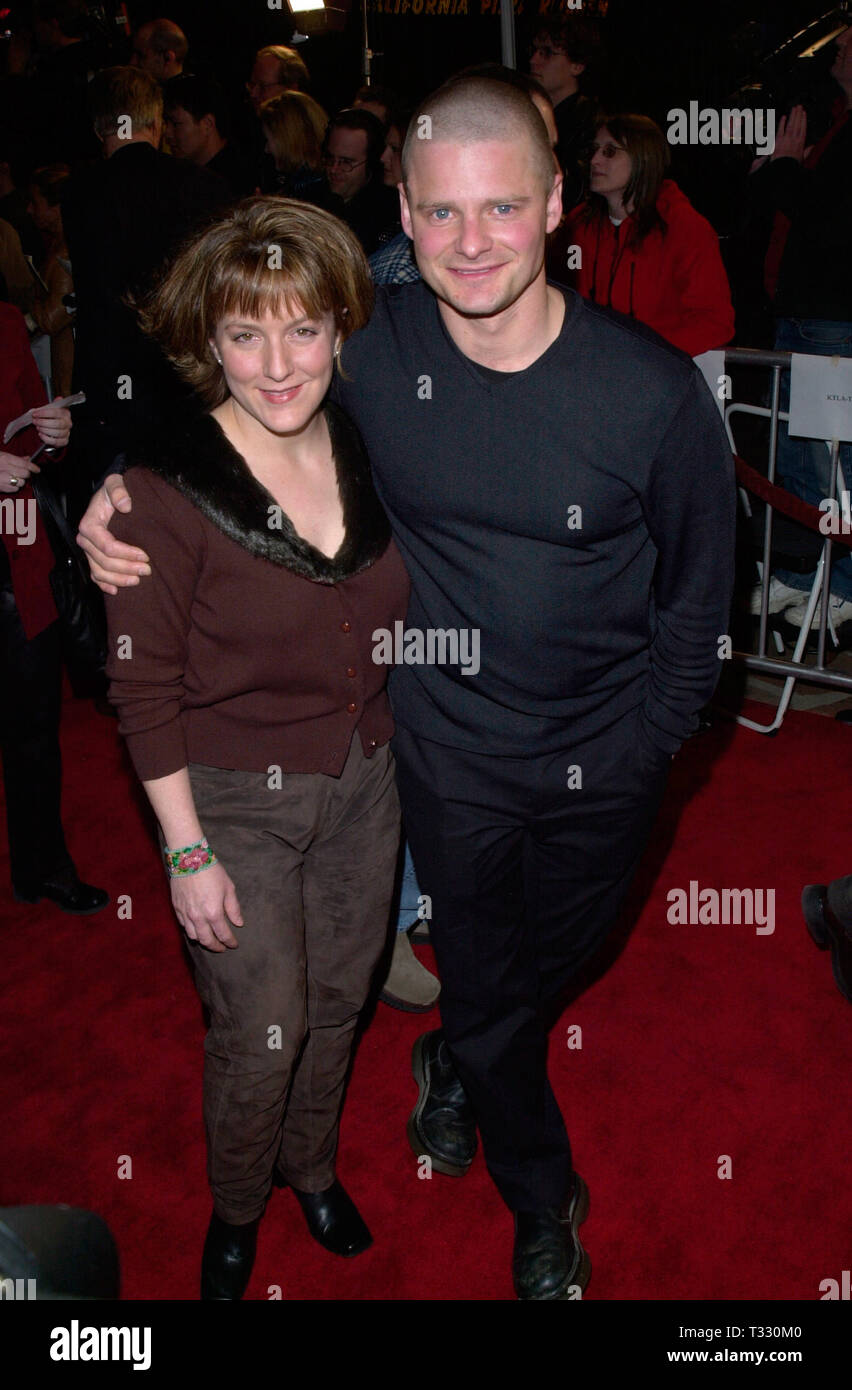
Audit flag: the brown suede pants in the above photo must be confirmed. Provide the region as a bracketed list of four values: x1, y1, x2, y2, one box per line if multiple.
[186, 737, 400, 1224]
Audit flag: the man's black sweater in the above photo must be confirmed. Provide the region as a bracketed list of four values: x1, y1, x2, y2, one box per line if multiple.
[334, 281, 735, 758]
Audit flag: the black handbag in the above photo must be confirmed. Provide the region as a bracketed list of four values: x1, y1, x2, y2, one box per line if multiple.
[30, 471, 108, 692]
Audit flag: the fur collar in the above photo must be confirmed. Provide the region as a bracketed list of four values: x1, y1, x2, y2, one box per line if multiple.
[129, 399, 391, 584]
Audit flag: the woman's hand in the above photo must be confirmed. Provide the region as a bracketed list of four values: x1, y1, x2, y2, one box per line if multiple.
[31, 404, 72, 449]
[0, 449, 40, 493]
[170, 862, 244, 953]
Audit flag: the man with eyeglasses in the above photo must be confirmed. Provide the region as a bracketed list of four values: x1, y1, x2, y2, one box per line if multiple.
[529, 15, 600, 211]
[245, 46, 310, 117]
[321, 109, 399, 256]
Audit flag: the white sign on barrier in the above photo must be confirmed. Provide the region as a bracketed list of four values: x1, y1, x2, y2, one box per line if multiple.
[693, 350, 726, 418]
[788, 353, 852, 443]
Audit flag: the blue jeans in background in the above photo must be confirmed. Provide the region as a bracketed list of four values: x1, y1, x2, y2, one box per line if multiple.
[773, 318, 852, 602]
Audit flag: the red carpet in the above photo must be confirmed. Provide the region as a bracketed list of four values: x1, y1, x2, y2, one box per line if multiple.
[1, 695, 850, 1301]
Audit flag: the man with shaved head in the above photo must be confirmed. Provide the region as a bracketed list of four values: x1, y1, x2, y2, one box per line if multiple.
[79, 76, 735, 1300]
[130, 18, 188, 82]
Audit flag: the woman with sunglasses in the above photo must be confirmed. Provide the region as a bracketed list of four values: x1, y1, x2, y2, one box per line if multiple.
[566, 114, 735, 357]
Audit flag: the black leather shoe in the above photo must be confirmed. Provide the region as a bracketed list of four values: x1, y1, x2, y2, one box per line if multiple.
[802, 884, 852, 1002]
[200, 1211, 260, 1300]
[292, 1180, 372, 1257]
[512, 1174, 591, 1301]
[14, 876, 109, 916]
[407, 1029, 477, 1176]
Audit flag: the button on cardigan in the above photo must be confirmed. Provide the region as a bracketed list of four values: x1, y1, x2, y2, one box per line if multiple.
[105, 401, 410, 780]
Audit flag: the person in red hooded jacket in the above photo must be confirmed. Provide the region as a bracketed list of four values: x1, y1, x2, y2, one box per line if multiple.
[0, 300, 108, 915]
[566, 113, 735, 358]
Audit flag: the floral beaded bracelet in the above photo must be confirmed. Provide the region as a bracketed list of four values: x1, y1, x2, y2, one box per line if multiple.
[164, 838, 218, 877]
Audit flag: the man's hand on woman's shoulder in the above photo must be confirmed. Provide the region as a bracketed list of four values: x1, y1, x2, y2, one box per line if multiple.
[77, 473, 151, 595]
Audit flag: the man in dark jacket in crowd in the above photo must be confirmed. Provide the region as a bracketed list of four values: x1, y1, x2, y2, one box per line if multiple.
[163, 74, 255, 199]
[321, 109, 400, 256]
[530, 14, 599, 212]
[62, 66, 228, 476]
[21, 0, 101, 164]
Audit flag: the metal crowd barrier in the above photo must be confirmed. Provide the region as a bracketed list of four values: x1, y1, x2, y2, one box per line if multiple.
[722, 346, 852, 734]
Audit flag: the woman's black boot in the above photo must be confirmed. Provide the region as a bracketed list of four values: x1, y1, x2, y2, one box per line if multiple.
[291, 1180, 372, 1257]
[200, 1211, 260, 1300]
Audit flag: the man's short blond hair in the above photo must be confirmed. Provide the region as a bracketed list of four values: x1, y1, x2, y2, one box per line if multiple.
[401, 76, 556, 193]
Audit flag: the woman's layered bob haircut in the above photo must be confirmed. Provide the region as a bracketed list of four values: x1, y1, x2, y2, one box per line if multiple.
[139, 197, 374, 407]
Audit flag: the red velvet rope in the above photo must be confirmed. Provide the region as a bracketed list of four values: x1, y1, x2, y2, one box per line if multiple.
[734, 454, 852, 552]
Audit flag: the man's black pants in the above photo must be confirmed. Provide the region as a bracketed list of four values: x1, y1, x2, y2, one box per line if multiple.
[392, 703, 670, 1213]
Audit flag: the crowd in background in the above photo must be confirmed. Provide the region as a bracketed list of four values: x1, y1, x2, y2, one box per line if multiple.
[0, 8, 848, 476]
[1, 2, 851, 965]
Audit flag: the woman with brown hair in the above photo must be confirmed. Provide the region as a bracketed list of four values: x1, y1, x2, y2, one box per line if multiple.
[566, 113, 735, 357]
[102, 198, 409, 1299]
[259, 90, 329, 201]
